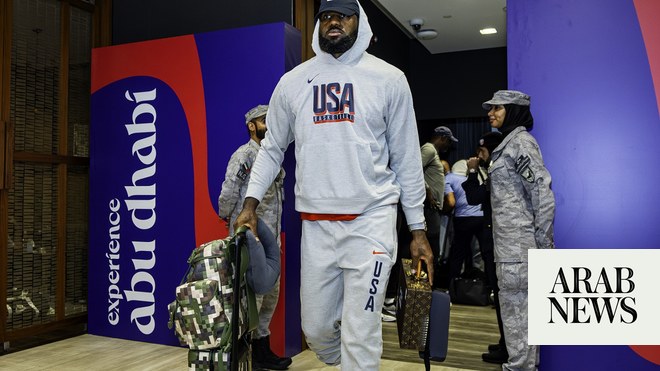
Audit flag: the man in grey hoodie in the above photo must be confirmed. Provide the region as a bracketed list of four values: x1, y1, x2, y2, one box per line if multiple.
[234, 0, 433, 369]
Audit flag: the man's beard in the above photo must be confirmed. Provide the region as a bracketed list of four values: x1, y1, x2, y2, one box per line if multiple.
[256, 127, 267, 141]
[319, 28, 358, 55]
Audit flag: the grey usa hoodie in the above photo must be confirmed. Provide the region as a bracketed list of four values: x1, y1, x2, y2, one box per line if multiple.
[245, 1, 426, 225]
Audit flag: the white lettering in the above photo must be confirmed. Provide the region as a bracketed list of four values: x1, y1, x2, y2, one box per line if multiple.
[107, 198, 122, 325]
[122, 88, 158, 335]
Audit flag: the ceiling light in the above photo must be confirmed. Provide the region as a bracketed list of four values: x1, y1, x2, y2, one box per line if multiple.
[416, 29, 438, 40]
[480, 28, 497, 35]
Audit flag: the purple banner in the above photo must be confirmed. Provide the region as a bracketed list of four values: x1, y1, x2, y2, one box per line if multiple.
[508, 0, 660, 369]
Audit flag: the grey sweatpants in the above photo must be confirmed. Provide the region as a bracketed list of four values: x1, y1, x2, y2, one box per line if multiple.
[300, 205, 397, 371]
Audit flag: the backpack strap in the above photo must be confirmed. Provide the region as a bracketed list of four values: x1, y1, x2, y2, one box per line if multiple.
[218, 226, 257, 342]
[233, 225, 259, 331]
[220, 225, 259, 363]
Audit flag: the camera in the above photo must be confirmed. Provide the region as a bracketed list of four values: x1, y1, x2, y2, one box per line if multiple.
[409, 18, 424, 31]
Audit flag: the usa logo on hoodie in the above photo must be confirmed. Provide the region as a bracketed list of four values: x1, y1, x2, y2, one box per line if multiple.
[312, 82, 355, 124]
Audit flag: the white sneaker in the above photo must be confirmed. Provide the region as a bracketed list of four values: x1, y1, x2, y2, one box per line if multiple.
[381, 308, 396, 322]
[383, 297, 397, 316]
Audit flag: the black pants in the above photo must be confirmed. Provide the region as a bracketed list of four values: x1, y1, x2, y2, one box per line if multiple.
[448, 216, 486, 282]
[480, 225, 496, 290]
[482, 224, 505, 347]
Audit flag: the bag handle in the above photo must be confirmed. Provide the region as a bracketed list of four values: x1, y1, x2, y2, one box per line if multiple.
[414, 260, 430, 282]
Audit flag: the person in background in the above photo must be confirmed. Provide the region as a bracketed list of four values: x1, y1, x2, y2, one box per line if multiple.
[385, 125, 456, 307]
[233, 1, 434, 369]
[481, 90, 555, 370]
[463, 131, 507, 364]
[422, 126, 458, 265]
[444, 160, 485, 283]
[217, 105, 291, 370]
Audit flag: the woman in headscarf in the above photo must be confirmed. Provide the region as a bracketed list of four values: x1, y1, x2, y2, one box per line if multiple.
[482, 90, 555, 371]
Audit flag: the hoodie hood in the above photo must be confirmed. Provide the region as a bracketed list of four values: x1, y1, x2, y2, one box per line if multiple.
[311, 1, 373, 65]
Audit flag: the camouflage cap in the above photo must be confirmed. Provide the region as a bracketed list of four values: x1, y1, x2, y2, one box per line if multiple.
[245, 105, 268, 125]
[482, 90, 531, 110]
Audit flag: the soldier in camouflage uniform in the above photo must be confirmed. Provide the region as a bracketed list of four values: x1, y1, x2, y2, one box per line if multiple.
[218, 104, 290, 370]
[483, 90, 555, 371]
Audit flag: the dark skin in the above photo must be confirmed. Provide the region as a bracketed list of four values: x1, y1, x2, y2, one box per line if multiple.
[234, 12, 434, 284]
[430, 135, 452, 154]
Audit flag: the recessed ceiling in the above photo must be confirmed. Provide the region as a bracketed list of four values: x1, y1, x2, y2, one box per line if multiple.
[371, 0, 507, 54]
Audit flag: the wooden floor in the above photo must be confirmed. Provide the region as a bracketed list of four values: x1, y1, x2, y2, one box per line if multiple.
[381, 303, 501, 371]
[0, 304, 501, 370]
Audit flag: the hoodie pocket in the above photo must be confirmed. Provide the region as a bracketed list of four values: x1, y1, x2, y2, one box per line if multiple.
[298, 140, 376, 200]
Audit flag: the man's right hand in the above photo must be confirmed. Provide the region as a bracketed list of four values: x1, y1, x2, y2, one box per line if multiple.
[234, 197, 260, 237]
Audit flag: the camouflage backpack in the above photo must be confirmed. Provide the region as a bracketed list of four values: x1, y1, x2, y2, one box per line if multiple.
[168, 225, 258, 371]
